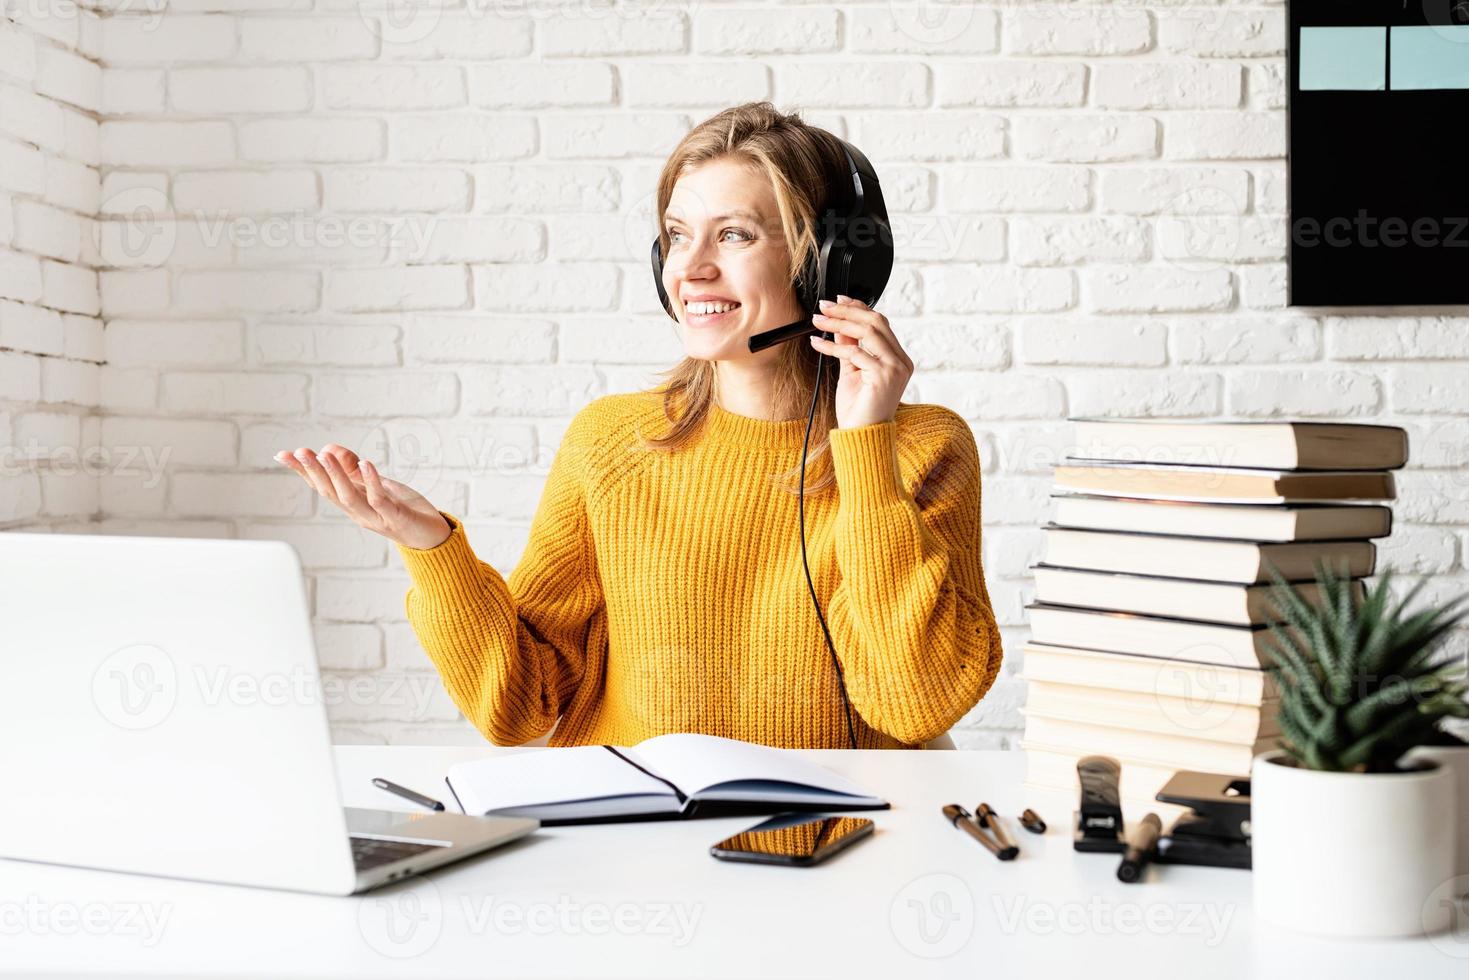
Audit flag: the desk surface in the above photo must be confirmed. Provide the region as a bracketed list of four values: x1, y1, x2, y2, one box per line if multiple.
[1, 746, 1464, 979]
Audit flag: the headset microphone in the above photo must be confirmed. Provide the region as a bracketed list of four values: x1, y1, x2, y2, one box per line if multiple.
[745, 319, 821, 352]
[650, 136, 895, 750]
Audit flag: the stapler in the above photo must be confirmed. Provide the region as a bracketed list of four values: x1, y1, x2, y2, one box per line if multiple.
[1153, 770, 1252, 870]
[1072, 756, 1127, 853]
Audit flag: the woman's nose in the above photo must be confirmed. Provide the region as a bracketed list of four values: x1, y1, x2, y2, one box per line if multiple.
[674, 234, 720, 279]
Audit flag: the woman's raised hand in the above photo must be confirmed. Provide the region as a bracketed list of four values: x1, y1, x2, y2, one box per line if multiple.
[275, 444, 452, 551]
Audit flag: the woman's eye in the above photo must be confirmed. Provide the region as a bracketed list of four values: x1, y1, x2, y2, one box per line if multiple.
[664, 228, 751, 244]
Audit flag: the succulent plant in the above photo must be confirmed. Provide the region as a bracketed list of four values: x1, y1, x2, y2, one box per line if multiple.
[1261, 561, 1469, 773]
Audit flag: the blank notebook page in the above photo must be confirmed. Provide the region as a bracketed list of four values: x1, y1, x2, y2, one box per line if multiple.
[448, 746, 674, 815]
[627, 733, 878, 800]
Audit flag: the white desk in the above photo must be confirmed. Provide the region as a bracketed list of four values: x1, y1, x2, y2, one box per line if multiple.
[1, 747, 1464, 979]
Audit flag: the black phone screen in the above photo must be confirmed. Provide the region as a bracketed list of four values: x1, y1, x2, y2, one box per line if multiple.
[709, 814, 874, 866]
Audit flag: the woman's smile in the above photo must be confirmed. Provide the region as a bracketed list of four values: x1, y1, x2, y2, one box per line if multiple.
[685, 304, 743, 327]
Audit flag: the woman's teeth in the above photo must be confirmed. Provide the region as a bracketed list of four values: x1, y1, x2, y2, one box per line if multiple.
[688, 301, 740, 315]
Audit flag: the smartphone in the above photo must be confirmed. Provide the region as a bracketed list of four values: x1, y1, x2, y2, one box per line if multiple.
[709, 813, 874, 867]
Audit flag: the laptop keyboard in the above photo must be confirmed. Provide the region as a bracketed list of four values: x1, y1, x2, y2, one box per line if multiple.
[350, 836, 445, 872]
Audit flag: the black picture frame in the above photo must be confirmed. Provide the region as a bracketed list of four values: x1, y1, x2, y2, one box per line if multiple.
[1287, 0, 1469, 306]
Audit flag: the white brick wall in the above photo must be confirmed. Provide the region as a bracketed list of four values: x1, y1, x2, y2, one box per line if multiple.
[1, 4, 101, 527]
[3, 1, 1466, 751]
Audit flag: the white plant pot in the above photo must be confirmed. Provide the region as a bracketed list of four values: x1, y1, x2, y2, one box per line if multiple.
[1251, 749, 1458, 937]
[1404, 743, 1469, 891]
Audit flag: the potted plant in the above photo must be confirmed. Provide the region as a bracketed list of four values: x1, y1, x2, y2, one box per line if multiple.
[1406, 720, 1469, 892]
[1251, 562, 1469, 937]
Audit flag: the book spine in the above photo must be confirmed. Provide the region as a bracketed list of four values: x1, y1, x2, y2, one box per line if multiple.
[444, 775, 469, 815]
[603, 745, 687, 805]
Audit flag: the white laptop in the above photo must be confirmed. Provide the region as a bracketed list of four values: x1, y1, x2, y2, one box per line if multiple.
[0, 529, 538, 895]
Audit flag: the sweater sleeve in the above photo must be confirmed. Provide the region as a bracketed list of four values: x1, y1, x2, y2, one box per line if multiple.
[394, 416, 603, 746]
[822, 410, 1004, 746]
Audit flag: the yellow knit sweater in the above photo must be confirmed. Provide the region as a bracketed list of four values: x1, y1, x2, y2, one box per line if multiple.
[395, 391, 1003, 750]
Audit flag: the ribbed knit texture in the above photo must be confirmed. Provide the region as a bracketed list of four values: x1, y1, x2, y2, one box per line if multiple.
[395, 391, 1004, 749]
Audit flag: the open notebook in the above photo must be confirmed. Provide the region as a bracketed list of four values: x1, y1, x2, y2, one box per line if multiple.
[444, 733, 890, 825]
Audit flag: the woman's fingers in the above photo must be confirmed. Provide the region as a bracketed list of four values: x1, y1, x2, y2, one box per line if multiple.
[320, 443, 361, 478]
[284, 448, 333, 497]
[320, 455, 384, 528]
[814, 315, 895, 361]
[274, 446, 445, 548]
[317, 451, 364, 510]
[275, 445, 409, 525]
[815, 297, 913, 369]
[274, 450, 306, 481]
[810, 333, 883, 372]
[294, 449, 344, 505]
[284, 448, 373, 525]
[359, 458, 395, 516]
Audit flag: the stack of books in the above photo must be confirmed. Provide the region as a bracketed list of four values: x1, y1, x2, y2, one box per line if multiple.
[1019, 419, 1407, 820]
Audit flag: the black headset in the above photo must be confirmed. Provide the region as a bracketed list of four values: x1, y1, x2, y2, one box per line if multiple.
[648, 135, 895, 749]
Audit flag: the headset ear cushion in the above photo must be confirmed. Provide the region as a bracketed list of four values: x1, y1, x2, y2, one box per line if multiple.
[650, 236, 674, 318]
[800, 218, 830, 313]
[800, 215, 835, 313]
[796, 261, 818, 315]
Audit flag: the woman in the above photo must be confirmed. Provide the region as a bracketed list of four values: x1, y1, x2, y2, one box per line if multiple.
[276, 102, 1003, 749]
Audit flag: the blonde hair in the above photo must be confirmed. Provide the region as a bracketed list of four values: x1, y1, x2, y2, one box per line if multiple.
[639, 101, 849, 496]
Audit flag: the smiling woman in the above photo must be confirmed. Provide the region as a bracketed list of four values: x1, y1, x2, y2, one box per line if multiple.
[646, 110, 848, 486]
[278, 102, 1004, 751]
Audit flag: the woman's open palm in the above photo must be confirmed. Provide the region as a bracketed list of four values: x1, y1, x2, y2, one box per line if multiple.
[275, 444, 452, 550]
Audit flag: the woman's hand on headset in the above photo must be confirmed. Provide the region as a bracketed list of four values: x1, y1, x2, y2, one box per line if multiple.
[808, 294, 915, 429]
[275, 444, 453, 551]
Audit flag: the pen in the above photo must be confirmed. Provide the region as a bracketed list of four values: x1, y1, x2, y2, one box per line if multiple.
[942, 804, 1018, 861]
[975, 803, 1018, 853]
[1117, 813, 1162, 883]
[372, 776, 445, 812]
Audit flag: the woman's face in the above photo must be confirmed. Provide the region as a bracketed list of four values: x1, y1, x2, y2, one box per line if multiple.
[661, 157, 805, 362]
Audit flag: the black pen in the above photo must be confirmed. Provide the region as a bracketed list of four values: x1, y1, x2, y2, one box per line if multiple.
[1117, 813, 1162, 883]
[975, 803, 1018, 853]
[942, 804, 1018, 861]
[372, 777, 445, 812]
